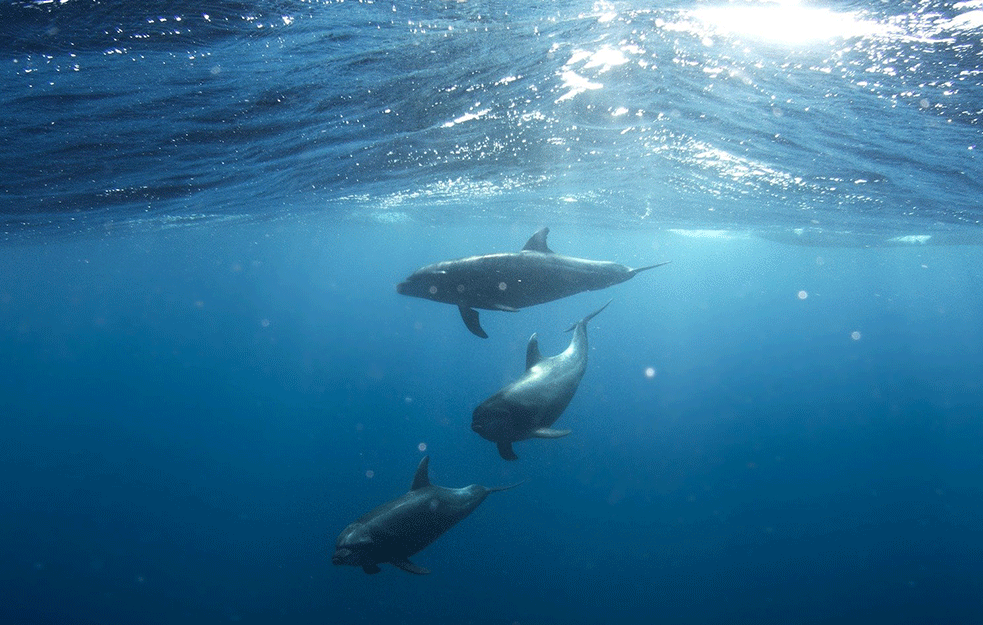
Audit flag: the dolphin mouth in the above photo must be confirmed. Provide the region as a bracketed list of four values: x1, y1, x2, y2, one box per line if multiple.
[331, 549, 351, 565]
[471, 422, 496, 442]
[396, 282, 409, 295]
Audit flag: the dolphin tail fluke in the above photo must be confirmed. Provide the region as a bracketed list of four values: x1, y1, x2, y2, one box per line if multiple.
[497, 441, 518, 461]
[565, 299, 612, 332]
[458, 305, 488, 338]
[629, 260, 671, 276]
[391, 558, 430, 575]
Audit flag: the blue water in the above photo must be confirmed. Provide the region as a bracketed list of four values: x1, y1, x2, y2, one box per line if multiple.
[3, 0, 983, 623]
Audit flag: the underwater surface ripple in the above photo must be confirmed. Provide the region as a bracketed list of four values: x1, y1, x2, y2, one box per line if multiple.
[1, 0, 982, 234]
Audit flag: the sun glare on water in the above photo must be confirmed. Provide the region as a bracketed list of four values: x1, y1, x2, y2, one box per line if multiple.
[688, 0, 886, 46]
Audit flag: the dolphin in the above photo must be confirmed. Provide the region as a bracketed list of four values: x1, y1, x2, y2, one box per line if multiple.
[471, 301, 610, 460]
[331, 456, 521, 575]
[396, 227, 668, 338]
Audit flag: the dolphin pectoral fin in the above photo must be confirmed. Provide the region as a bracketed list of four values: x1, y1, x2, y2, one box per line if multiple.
[531, 428, 572, 439]
[629, 260, 671, 276]
[362, 564, 382, 575]
[392, 558, 430, 575]
[521, 227, 554, 254]
[458, 305, 488, 338]
[497, 442, 519, 461]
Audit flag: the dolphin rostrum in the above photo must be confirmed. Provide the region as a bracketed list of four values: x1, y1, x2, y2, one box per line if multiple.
[396, 227, 668, 338]
[331, 456, 522, 575]
[471, 301, 610, 460]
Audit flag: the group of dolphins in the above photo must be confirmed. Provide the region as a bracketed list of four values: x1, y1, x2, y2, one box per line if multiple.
[332, 228, 669, 576]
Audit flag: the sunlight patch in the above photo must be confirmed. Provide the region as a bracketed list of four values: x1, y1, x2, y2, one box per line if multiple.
[886, 234, 932, 245]
[667, 229, 749, 240]
[686, 0, 887, 46]
[943, 2, 983, 31]
[555, 45, 634, 103]
[556, 70, 603, 103]
[442, 108, 491, 128]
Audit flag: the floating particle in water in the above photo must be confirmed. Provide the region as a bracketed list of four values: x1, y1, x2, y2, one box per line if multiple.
[365, 470, 374, 479]
[851, 331, 861, 341]
[418, 442, 427, 452]
[644, 367, 656, 378]
[797, 290, 808, 300]
[498, 281, 507, 291]
[404, 396, 413, 404]
[260, 318, 270, 328]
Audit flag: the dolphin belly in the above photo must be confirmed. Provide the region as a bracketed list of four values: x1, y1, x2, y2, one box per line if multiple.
[457, 254, 629, 311]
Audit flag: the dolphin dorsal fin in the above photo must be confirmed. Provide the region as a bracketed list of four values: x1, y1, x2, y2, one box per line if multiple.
[521, 227, 553, 254]
[411, 456, 431, 490]
[525, 333, 543, 370]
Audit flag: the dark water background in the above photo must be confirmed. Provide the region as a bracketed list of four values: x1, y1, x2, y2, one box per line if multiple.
[2, 0, 983, 623]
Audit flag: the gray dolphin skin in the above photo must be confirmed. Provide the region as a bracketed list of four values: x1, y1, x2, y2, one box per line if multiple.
[331, 456, 521, 575]
[471, 301, 610, 460]
[396, 227, 668, 338]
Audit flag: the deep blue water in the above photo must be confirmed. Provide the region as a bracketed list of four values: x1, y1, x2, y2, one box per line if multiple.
[3, 0, 983, 623]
